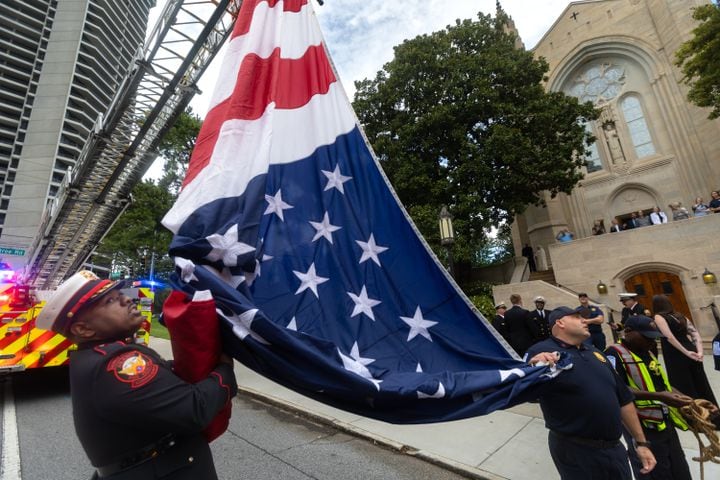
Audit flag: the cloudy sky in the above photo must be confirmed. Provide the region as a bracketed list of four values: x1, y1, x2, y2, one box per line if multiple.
[316, 0, 571, 100]
[145, 0, 573, 177]
[149, 0, 573, 116]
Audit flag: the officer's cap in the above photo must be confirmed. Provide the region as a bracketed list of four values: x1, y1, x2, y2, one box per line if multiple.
[533, 296, 545, 303]
[624, 315, 664, 339]
[618, 292, 637, 301]
[548, 306, 590, 327]
[35, 271, 125, 337]
[494, 302, 507, 310]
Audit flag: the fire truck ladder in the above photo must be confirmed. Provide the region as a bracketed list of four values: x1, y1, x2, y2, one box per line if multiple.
[27, 0, 242, 289]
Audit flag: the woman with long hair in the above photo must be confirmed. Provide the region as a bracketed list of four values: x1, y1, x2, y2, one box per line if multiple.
[652, 294, 717, 404]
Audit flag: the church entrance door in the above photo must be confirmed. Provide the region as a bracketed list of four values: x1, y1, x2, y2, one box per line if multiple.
[623, 272, 690, 319]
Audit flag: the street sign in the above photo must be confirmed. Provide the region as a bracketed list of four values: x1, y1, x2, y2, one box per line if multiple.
[0, 247, 25, 256]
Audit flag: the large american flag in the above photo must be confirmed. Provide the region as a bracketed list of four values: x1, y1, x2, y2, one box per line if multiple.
[162, 0, 558, 423]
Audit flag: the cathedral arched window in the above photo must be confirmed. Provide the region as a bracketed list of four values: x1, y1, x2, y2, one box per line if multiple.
[620, 95, 656, 158]
[581, 121, 602, 173]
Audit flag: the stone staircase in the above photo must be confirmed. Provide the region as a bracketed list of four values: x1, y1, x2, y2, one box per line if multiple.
[528, 268, 557, 285]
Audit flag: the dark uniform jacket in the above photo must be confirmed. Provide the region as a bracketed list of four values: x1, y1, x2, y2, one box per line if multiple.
[503, 305, 536, 356]
[527, 309, 551, 343]
[492, 315, 507, 339]
[621, 302, 646, 326]
[70, 339, 237, 479]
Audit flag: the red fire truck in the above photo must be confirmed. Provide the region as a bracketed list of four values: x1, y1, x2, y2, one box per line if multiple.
[0, 269, 154, 373]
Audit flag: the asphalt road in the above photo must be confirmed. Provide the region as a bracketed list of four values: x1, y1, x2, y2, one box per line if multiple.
[1, 367, 467, 480]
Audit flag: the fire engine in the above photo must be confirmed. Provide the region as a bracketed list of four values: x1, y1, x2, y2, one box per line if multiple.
[0, 264, 154, 373]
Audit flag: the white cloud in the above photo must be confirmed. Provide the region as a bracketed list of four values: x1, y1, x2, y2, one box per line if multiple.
[315, 0, 570, 99]
[144, 1, 572, 179]
[149, 0, 572, 117]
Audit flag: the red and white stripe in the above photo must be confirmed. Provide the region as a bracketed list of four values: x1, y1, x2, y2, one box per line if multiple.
[163, 0, 357, 233]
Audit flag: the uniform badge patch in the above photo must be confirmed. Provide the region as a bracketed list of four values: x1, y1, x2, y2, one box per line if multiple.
[594, 351, 607, 363]
[108, 351, 158, 388]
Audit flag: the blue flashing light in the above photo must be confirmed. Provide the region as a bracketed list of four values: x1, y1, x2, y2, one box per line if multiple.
[132, 279, 166, 289]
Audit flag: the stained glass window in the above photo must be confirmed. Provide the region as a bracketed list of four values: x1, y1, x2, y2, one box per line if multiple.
[621, 95, 656, 158]
[569, 63, 626, 105]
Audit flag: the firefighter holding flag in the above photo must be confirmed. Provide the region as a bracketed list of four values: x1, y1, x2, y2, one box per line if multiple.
[36, 271, 236, 479]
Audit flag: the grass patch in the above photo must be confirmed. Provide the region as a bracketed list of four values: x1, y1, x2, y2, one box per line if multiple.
[149, 320, 170, 340]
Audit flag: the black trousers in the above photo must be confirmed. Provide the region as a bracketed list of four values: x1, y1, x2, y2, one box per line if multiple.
[549, 431, 631, 480]
[623, 425, 691, 480]
[92, 435, 218, 480]
[589, 332, 606, 351]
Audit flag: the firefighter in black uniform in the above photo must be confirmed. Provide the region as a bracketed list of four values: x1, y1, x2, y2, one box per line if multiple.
[36, 271, 237, 479]
[619, 292, 647, 327]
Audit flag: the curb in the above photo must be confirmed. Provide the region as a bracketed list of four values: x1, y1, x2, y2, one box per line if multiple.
[237, 385, 506, 480]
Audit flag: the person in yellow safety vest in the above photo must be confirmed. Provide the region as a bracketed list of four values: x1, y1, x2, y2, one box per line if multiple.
[604, 315, 693, 480]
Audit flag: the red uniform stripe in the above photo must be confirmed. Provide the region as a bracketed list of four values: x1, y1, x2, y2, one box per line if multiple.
[184, 45, 335, 186]
[233, 0, 308, 39]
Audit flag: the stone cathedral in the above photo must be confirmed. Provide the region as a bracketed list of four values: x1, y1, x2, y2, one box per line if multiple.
[500, 0, 720, 339]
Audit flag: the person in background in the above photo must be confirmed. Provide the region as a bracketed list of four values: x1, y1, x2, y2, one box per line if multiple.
[556, 229, 575, 243]
[592, 219, 606, 235]
[526, 307, 656, 480]
[636, 210, 652, 227]
[504, 294, 536, 356]
[667, 202, 690, 221]
[625, 212, 638, 230]
[620, 293, 647, 328]
[651, 294, 718, 406]
[692, 196, 710, 217]
[649, 206, 668, 225]
[528, 296, 552, 343]
[610, 217, 623, 233]
[522, 243, 537, 272]
[605, 316, 694, 480]
[709, 190, 720, 213]
[492, 302, 508, 342]
[578, 293, 606, 350]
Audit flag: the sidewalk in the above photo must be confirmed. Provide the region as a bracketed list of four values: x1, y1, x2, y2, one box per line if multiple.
[149, 338, 720, 480]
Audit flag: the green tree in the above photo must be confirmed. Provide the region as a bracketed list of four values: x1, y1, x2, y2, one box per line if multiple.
[352, 10, 597, 263]
[157, 108, 203, 195]
[675, 4, 720, 119]
[96, 180, 175, 279]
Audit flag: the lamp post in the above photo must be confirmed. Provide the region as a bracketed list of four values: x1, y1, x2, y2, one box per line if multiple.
[438, 206, 455, 278]
[702, 268, 717, 285]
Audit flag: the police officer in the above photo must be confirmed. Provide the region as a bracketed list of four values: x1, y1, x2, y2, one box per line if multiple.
[605, 316, 693, 480]
[526, 306, 656, 480]
[578, 292, 606, 350]
[36, 271, 237, 479]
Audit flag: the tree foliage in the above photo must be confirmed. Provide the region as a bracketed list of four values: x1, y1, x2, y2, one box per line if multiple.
[675, 4, 720, 119]
[157, 108, 203, 195]
[352, 11, 597, 263]
[96, 180, 175, 279]
[95, 109, 202, 279]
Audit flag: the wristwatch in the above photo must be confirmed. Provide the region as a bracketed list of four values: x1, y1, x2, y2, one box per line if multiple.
[632, 439, 652, 449]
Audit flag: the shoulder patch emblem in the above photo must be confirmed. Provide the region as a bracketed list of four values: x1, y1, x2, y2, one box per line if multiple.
[594, 351, 607, 363]
[107, 351, 158, 388]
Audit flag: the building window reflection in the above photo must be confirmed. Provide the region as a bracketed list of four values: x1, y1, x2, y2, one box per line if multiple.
[582, 121, 603, 173]
[621, 95, 656, 158]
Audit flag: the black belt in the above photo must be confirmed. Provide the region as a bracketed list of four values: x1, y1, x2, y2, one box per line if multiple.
[550, 430, 621, 449]
[96, 434, 176, 478]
